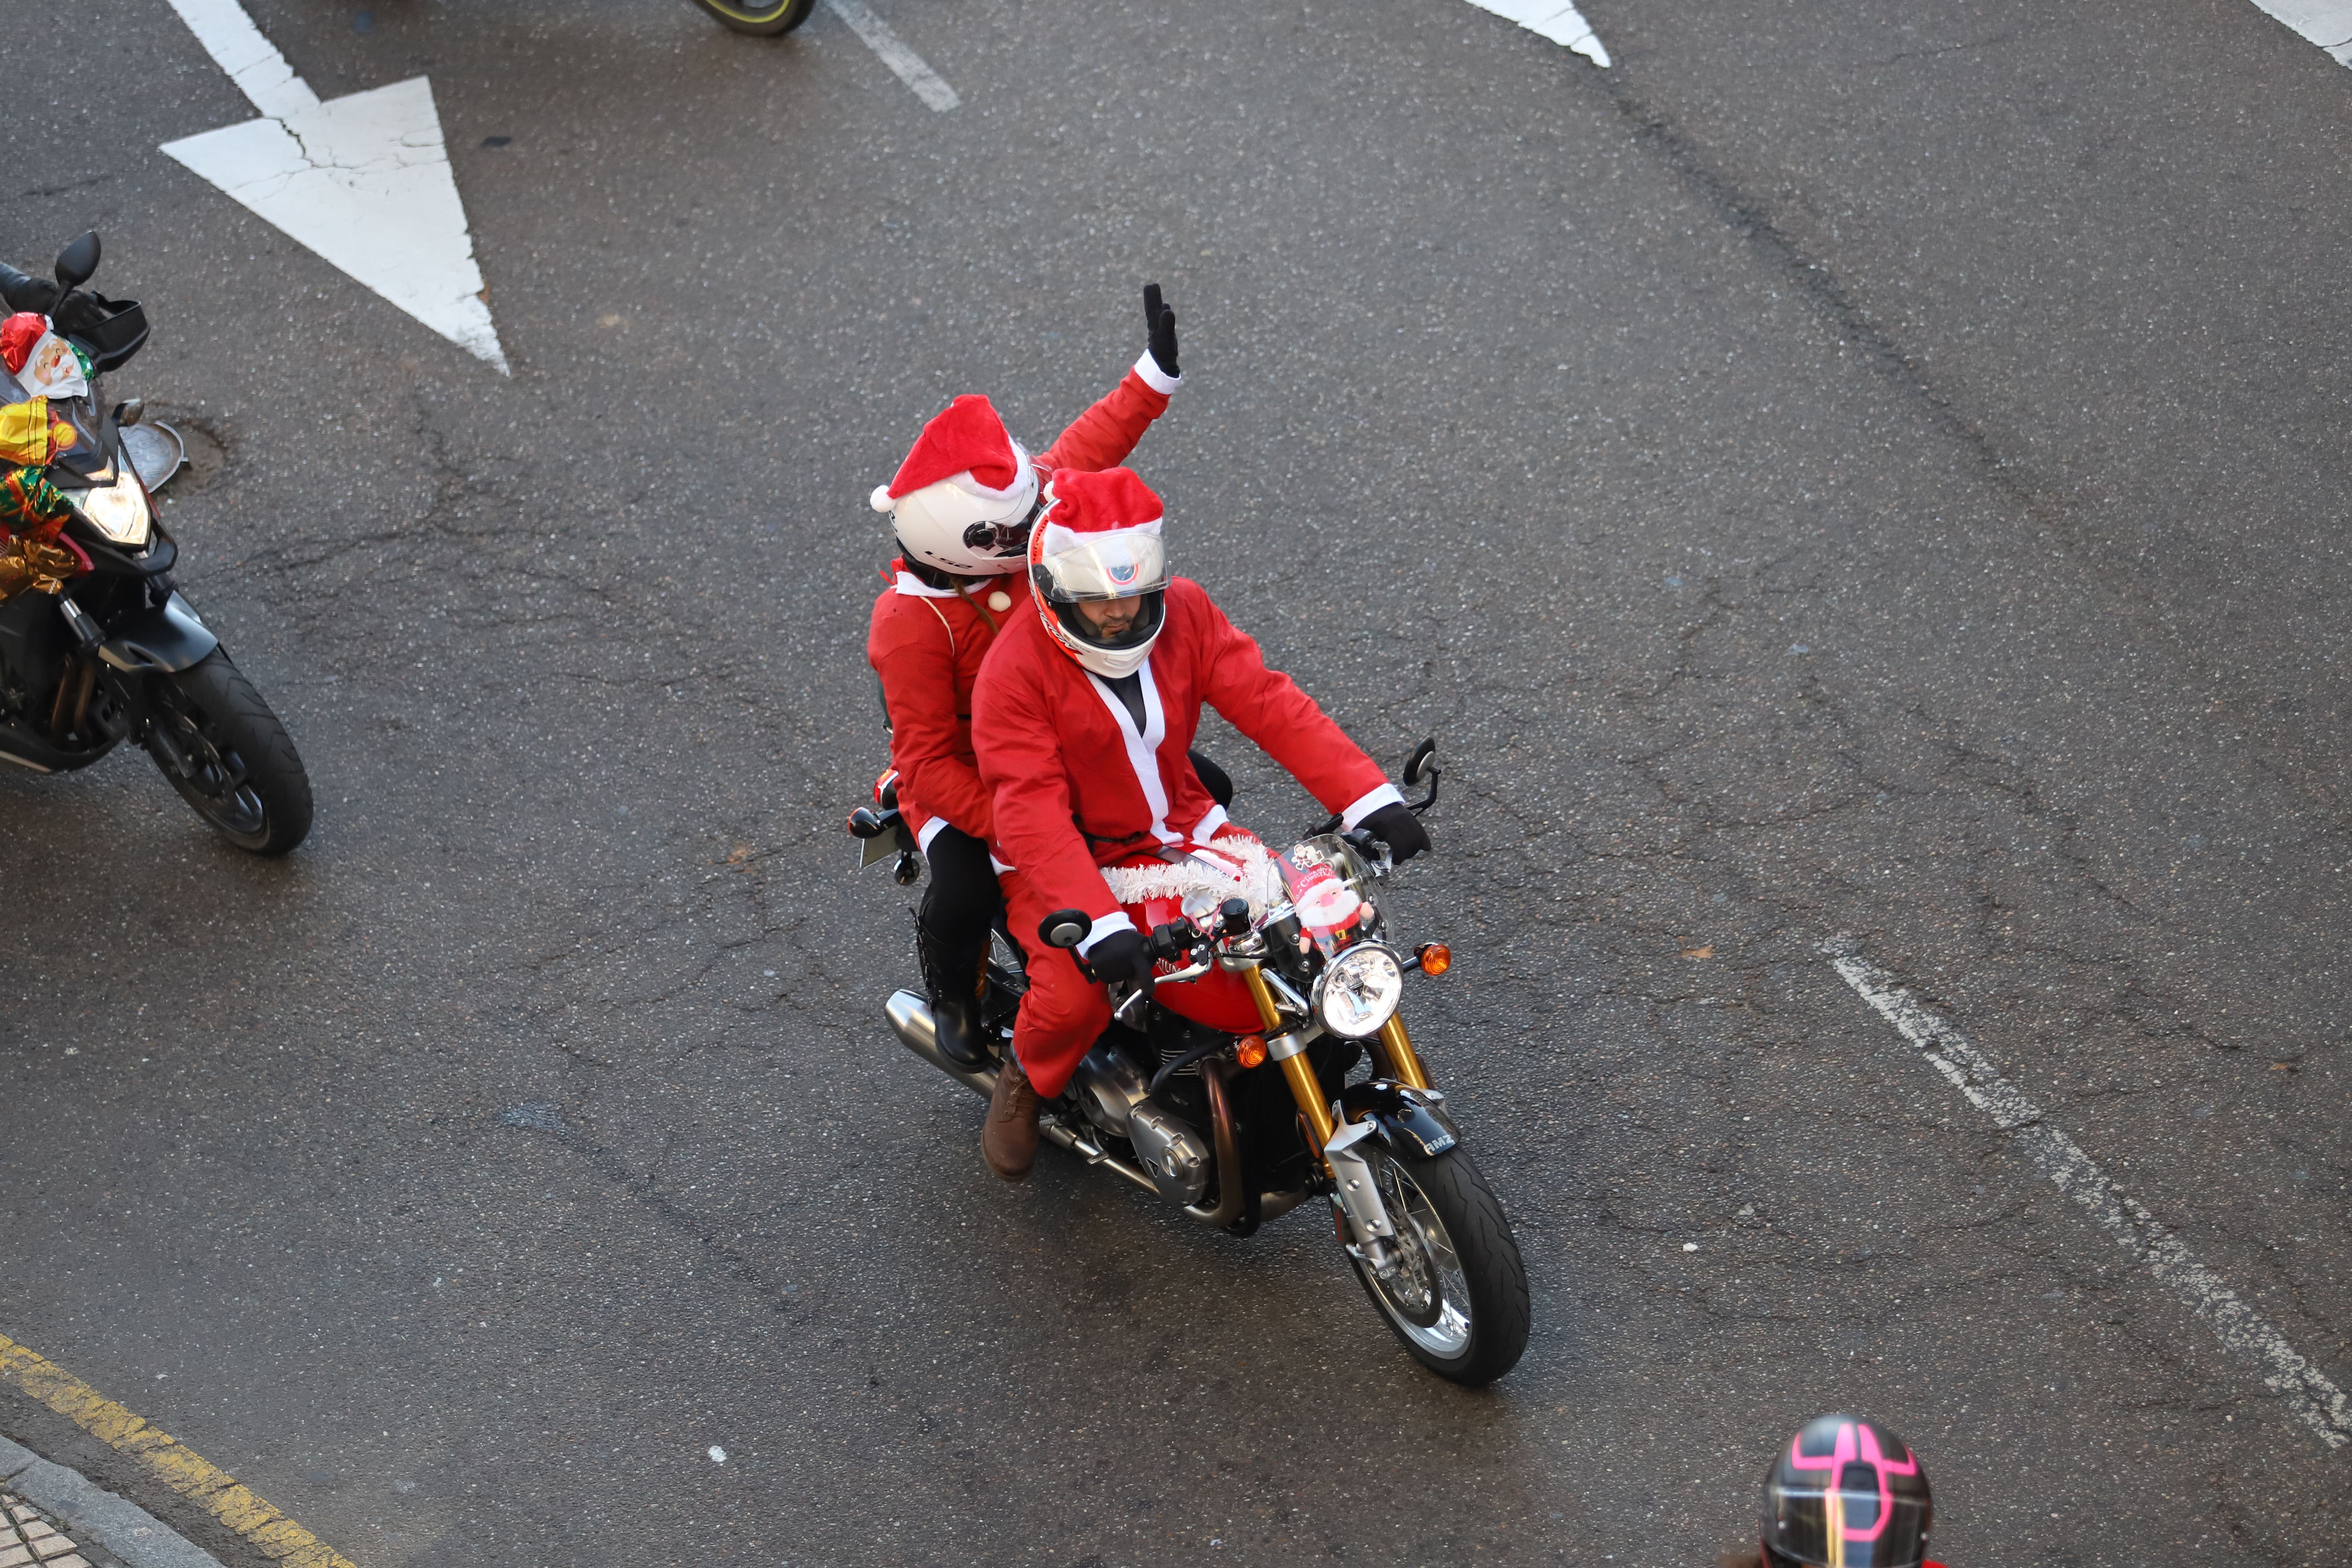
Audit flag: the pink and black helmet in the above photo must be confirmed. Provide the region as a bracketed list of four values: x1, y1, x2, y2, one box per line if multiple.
[1759, 1415, 1933, 1568]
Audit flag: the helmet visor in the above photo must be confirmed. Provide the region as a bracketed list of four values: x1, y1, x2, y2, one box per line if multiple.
[959, 491, 1044, 562]
[1033, 531, 1166, 603]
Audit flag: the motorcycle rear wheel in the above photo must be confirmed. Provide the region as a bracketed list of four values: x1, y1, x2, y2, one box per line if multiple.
[1346, 1144, 1530, 1386]
[690, 0, 818, 34]
[144, 651, 313, 856]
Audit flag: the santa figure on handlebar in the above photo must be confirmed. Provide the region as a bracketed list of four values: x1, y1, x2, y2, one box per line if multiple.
[971, 465, 1431, 1181]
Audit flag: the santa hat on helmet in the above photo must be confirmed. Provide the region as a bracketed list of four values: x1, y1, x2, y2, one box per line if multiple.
[868, 395, 1040, 579]
[1028, 466, 1170, 680]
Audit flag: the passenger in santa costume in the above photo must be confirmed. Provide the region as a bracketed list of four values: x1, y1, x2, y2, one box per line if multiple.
[970, 466, 1433, 1181]
[866, 287, 1191, 1069]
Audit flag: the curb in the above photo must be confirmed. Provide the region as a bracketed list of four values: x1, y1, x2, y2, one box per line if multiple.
[0, 1434, 222, 1568]
[0, 1335, 352, 1568]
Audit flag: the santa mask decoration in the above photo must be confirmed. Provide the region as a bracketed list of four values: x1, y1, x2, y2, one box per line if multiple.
[1, 312, 88, 401]
[1027, 466, 1170, 680]
[869, 394, 1040, 579]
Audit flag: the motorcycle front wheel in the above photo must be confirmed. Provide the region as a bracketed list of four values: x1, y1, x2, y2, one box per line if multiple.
[1346, 1144, 1530, 1386]
[143, 651, 313, 856]
[689, 0, 817, 34]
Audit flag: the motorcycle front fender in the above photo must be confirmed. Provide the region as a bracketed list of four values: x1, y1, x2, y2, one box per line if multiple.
[98, 591, 219, 674]
[1337, 1078, 1461, 1159]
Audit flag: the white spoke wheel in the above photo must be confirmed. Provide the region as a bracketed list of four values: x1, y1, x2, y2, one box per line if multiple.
[1346, 1144, 1530, 1386]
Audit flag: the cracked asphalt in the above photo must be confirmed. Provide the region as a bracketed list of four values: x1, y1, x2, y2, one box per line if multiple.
[3, 0, 2348, 1563]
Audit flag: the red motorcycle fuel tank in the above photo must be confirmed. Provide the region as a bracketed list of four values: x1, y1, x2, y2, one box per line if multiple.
[1123, 890, 1267, 1033]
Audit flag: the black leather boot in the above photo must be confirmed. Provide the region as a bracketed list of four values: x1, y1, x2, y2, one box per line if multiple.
[917, 918, 990, 1069]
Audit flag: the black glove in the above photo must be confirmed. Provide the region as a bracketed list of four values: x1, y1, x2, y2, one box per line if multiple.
[1361, 802, 1432, 863]
[1085, 926, 1155, 986]
[49, 290, 105, 336]
[1142, 283, 1178, 379]
[0, 269, 59, 316]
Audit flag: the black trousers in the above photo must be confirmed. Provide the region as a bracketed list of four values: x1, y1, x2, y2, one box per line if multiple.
[918, 825, 1002, 982]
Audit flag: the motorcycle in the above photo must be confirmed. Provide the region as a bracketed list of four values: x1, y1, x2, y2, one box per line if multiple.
[854, 741, 1531, 1386]
[0, 231, 313, 855]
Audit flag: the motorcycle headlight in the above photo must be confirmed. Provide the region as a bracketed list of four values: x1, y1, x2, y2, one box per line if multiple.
[75, 475, 151, 547]
[1313, 941, 1404, 1039]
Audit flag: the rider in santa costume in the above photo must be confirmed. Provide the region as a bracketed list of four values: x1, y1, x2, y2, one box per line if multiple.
[971, 466, 1433, 1181]
[867, 289, 1186, 1069]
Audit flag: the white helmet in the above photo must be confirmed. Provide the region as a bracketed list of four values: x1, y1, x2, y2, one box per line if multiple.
[1028, 466, 1168, 680]
[869, 394, 1040, 579]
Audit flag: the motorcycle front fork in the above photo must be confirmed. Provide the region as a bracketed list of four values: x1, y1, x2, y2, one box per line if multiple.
[1236, 967, 1436, 1162]
[1238, 965, 1426, 1271]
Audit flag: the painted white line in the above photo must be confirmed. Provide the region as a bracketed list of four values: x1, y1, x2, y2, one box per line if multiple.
[1821, 940, 2352, 1450]
[157, 0, 508, 372]
[2250, 0, 2352, 66]
[824, 0, 960, 111]
[1460, 0, 1612, 68]
[161, 0, 317, 117]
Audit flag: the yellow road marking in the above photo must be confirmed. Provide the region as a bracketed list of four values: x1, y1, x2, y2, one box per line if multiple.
[0, 1331, 357, 1568]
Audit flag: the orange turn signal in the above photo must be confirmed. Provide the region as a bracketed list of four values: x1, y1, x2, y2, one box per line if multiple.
[1235, 1034, 1268, 1069]
[1415, 942, 1453, 977]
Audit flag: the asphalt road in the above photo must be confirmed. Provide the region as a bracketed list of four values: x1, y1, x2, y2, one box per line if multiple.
[3, 0, 2348, 1563]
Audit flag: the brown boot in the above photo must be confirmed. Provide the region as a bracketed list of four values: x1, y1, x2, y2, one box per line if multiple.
[982, 1052, 1041, 1182]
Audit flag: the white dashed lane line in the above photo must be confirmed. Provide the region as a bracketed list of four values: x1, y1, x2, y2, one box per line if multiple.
[2250, 0, 2352, 65]
[825, 0, 960, 112]
[1822, 939, 2352, 1450]
[1459, 0, 1611, 67]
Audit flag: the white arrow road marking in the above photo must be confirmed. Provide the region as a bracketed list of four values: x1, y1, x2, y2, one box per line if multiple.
[1821, 939, 2352, 1450]
[1459, 0, 1611, 68]
[2248, 0, 2352, 64]
[158, 0, 508, 372]
[824, 0, 960, 112]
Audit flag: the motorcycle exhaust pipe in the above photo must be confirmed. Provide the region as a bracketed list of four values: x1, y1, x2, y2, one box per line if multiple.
[884, 989, 996, 1099]
[884, 989, 1165, 1199]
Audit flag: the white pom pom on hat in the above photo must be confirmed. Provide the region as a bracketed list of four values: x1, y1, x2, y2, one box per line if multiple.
[870, 485, 896, 513]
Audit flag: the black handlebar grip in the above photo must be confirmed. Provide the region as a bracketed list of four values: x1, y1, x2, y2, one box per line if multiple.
[1038, 910, 1091, 951]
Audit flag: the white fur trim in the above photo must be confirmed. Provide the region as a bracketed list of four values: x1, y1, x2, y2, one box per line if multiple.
[916, 815, 948, 853]
[1133, 350, 1181, 396]
[991, 852, 1014, 875]
[1339, 782, 1405, 830]
[1192, 803, 1229, 840]
[1085, 661, 1179, 845]
[870, 484, 895, 513]
[1075, 911, 1136, 957]
[1100, 836, 1287, 922]
[892, 571, 962, 599]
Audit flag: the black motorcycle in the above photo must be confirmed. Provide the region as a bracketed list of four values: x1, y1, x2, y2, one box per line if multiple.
[0, 232, 312, 855]
[853, 742, 1532, 1386]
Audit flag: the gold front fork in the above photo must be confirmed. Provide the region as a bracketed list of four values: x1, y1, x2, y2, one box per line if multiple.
[1373, 1016, 1433, 1092]
[1241, 966, 1340, 1158]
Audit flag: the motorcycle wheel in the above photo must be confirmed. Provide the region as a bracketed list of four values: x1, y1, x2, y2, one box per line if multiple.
[689, 0, 818, 34]
[144, 652, 314, 856]
[1345, 1144, 1530, 1386]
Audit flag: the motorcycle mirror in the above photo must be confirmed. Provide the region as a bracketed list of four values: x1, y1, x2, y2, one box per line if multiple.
[113, 398, 144, 427]
[1401, 737, 1439, 789]
[1039, 910, 1091, 950]
[54, 230, 100, 292]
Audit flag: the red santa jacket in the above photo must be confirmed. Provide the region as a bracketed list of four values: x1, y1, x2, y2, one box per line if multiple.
[973, 577, 1402, 947]
[867, 357, 1177, 846]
